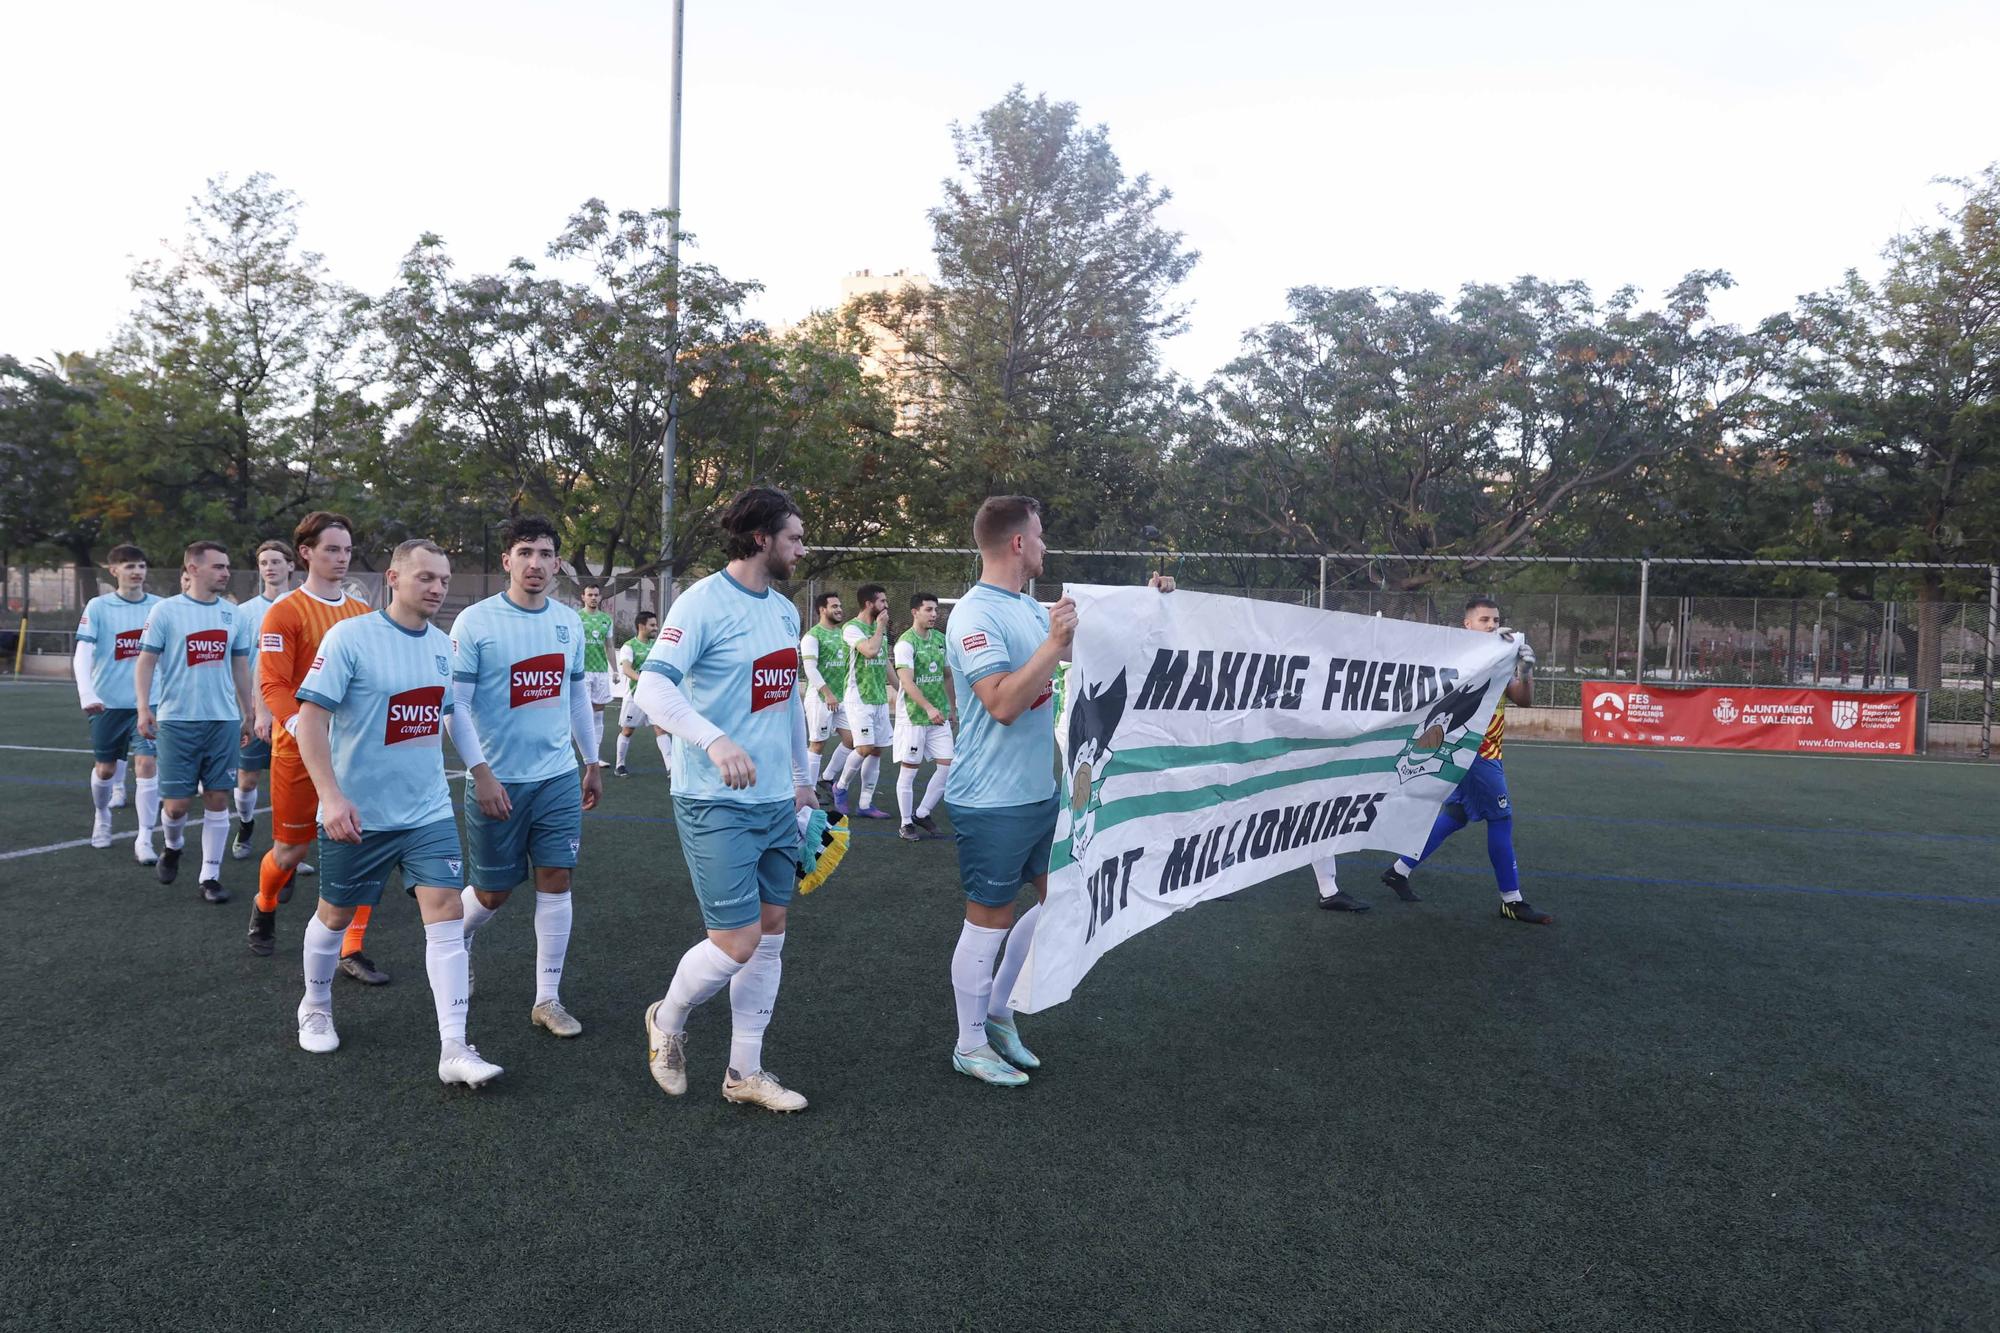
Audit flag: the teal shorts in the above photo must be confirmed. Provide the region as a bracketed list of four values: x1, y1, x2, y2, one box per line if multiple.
[945, 794, 1060, 908]
[239, 734, 272, 770]
[673, 795, 798, 931]
[156, 719, 239, 799]
[463, 772, 583, 890]
[88, 709, 157, 764]
[316, 817, 466, 908]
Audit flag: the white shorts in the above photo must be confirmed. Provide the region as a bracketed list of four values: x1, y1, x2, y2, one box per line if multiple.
[805, 693, 849, 743]
[619, 696, 653, 730]
[586, 672, 613, 706]
[847, 700, 893, 748]
[894, 717, 955, 765]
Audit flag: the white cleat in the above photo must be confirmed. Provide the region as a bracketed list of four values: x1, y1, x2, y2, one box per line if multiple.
[109, 788, 128, 809]
[438, 1041, 504, 1088]
[531, 999, 583, 1038]
[722, 1068, 809, 1113]
[134, 834, 158, 866]
[644, 1001, 687, 1096]
[297, 1006, 340, 1054]
[90, 815, 113, 849]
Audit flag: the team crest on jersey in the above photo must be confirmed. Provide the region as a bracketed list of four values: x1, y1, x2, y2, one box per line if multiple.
[1394, 680, 1486, 784]
[185, 628, 230, 667]
[435, 655, 449, 676]
[113, 629, 144, 661]
[384, 685, 446, 745]
[556, 624, 570, 643]
[510, 653, 567, 708]
[749, 647, 800, 713]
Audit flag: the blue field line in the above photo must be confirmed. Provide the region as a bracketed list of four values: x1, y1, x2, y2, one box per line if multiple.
[1416, 863, 2000, 907]
[1534, 810, 2000, 845]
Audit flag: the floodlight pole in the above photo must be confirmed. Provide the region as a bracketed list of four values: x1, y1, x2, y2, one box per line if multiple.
[1634, 558, 1651, 685]
[1984, 563, 1996, 760]
[657, 0, 686, 613]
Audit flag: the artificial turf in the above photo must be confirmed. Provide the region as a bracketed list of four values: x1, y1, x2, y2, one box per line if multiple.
[1, 678, 1995, 1332]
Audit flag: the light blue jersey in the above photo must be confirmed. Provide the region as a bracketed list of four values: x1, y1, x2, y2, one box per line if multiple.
[644, 570, 802, 805]
[298, 611, 456, 832]
[139, 593, 254, 721]
[450, 592, 587, 784]
[75, 591, 161, 709]
[237, 592, 279, 641]
[944, 582, 1058, 809]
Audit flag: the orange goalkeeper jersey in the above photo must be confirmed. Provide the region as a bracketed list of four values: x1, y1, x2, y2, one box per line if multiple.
[257, 586, 371, 756]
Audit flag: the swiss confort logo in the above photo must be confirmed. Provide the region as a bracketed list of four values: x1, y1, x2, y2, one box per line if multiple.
[114, 629, 144, 661]
[750, 648, 800, 713]
[185, 629, 229, 667]
[510, 653, 566, 708]
[385, 686, 446, 745]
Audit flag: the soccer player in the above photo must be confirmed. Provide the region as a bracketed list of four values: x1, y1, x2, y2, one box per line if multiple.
[832, 583, 895, 818]
[799, 592, 854, 797]
[578, 580, 615, 762]
[449, 515, 603, 1039]
[230, 539, 296, 860]
[133, 541, 257, 903]
[291, 539, 501, 1086]
[613, 610, 668, 776]
[73, 544, 162, 861]
[942, 495, 1171, 1086]
[1378, 596, 1551, 924]
[248, 513, 374, 967]
[637, 486, 815, 1113]
[892, 591, 955, 842]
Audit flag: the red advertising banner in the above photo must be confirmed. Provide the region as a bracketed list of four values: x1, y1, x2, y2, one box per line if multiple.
[1581, 683, 1920, 755]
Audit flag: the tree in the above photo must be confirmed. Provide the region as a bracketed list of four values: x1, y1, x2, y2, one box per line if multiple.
[861, 88, 1198, 544]
[0, 354, 101, 603]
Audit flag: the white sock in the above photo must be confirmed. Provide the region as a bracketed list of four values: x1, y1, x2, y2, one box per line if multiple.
[113, 759, 128, 791]
[1393, 858, 1415, 877]
[821, 742, 852, 784]
[917, 769, 947, 818]
[136, 777, 160, 840]
[988, 903, 1041, 1023]
[534, 890, 573, 1005]
[90, 774, 115, 819]
[653, 731, 671, 769]
[950, 921, 1007, 1053]
[235, 787, 256, 823]
[728, 932, 785, 1076]
[593, 711, 606, 755]
[616, 733, 631, 768]
[1313, 858, 1340, 900]
[896, 766, 918, 823]
[859, 755, 880, 808]
[163, 810, 187, 851]
[657, 938, 746, 1035]
[837, 748, 864, 792]
[1501, 889, 1524, 903]
[301, 915, 342, 1013]
[200, 808, 230, 879]
[460, 887, 499, 945]
[424, 920, 471, 1043]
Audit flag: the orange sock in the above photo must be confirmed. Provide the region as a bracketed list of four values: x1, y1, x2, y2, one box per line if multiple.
[341, 904, 372, 957]
[257, 852, 293, 912]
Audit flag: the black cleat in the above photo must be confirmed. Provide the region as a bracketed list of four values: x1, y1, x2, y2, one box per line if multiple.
[614, 764, 630, 777]
[898, 823, 923, 843]
[339, 952, 390, 985]
[1317, 892, 1372, 912]
[247, 906, 275, 955]
[1500, 899, 1554, 925]
[914, 813, 940, 836]
[1380, 867, 1421, 902]
[200, 879, 229, 904]
[231, 818, 255, 860]
[156, 846, 182, 885]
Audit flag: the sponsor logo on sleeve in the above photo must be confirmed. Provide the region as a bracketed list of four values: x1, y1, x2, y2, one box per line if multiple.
[385, 685, 446, 745]
[510, 652, 567, 708]
[113, 629, 144, 661]
[185, 628, 230, 667]
[261, 632, 284, 652]
[961, 631, 988, 652]
[310, 654, 327, 673]
[661, 627, 683, 645]
[749, 648, 801, 713]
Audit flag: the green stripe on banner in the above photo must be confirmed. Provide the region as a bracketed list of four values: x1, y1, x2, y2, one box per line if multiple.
[1051, 752, 1472, 871]
[1110, 722, 1415, 774]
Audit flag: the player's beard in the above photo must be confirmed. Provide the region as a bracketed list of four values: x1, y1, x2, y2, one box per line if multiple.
[764, 548, 798, 582]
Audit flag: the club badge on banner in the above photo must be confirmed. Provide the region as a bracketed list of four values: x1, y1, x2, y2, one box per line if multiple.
[1011, 587, 1517, 1014]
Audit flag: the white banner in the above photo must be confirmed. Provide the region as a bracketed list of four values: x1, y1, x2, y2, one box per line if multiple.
[1011, 586, 1517, 1014]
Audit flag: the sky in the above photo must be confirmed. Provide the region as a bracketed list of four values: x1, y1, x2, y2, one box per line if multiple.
[4, 0, 1996, 384]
